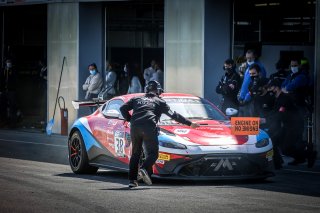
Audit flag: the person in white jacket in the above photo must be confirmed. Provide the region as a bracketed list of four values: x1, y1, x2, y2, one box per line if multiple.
[127, 64, 143, 94]
[82, 63, 103, 112]
[143, 59, 156, 86]
[98, 62, 117, 100]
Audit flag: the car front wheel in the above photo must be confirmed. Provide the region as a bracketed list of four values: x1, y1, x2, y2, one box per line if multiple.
[68, 130, 98, 174]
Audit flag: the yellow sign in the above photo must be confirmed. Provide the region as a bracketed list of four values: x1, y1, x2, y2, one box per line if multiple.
[158, 153, 171, 161]
[231, 117, 260, 135]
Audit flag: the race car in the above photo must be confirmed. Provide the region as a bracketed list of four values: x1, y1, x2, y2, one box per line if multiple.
[68, 93, 274, 180]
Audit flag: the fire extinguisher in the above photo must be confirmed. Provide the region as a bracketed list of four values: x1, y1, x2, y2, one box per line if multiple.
[58, 96, 68, 135]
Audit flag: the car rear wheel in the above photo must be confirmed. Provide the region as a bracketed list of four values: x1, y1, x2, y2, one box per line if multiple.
[68, 130, 98, 174]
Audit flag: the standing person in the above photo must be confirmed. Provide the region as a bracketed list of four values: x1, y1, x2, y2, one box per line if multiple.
[267, 79, 317, 168]
[281, 58, 308, 108]
[238, 64, 267, 117]
[82, 63, 103, 113]
[127, 63, 143, 94]
[150, 62, 164, 89]
[238, 49, 266, 116]
[98, 62, 117, 100]
[269, 58, 290, 84]
[118, 63, 129, 95]
[0, 59, 18, 128]
[143, 59, 156, 87]
[215, 58, 241, 114]
[120, 80, 199, 188]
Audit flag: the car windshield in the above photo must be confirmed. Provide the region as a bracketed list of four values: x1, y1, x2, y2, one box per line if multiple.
[160, 98, 226, 121]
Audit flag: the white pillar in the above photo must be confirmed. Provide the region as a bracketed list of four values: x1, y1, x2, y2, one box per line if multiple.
[164, 0, 204, 96]
[47, 3, 79, 134]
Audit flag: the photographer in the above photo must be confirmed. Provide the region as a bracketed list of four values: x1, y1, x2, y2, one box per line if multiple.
[215, 59, 241, 114]
[241, 64, 269, 117]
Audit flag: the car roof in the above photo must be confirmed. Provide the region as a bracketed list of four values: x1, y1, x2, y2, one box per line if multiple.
[116, 93, 200, 102]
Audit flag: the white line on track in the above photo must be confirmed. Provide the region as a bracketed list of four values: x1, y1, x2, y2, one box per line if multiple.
[283, 168, 320, 174]
[0, 138, 67, 148]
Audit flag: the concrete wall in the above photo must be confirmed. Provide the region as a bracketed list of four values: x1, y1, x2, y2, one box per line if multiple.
[47, 2, 104, 134]
[47, 3, 79, 134]
[164, 0, 204, 96]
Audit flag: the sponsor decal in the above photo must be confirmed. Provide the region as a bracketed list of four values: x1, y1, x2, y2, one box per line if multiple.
[174, 129, 190, 134]
[156, 159, 165, 164]
[107, 120, 118, 126]
[231, 117, 260, 135]
[209, 158, 237, 171]
[158, 153, 171, 161]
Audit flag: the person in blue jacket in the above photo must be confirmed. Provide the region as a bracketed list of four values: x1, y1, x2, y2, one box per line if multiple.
[238, 49, 266, 116]
[281, 58, 308, 107]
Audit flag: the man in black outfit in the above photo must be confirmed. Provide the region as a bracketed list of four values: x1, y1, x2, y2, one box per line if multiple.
[215, 58, 241, 114]
[267, 79, 317, 169]
[120, 80, 199, 188]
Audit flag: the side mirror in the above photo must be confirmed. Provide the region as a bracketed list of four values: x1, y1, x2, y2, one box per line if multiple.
[226, 108, 238, 117]
[104, 109, 122, 119]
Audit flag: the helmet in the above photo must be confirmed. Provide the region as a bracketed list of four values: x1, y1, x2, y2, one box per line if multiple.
[145, 80, 163, 95]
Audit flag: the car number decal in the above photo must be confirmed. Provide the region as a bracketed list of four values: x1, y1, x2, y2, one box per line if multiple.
[114, 136, 125, 157]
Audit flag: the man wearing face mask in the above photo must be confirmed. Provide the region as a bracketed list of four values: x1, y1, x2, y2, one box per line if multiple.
[82, 63, 103, 113]
[281, 59, 308, 108]
[267, 79, 317, 168]
[238, 49, 266, 116]
[215, 59, 241, 114]
[242, 64, 269, 117]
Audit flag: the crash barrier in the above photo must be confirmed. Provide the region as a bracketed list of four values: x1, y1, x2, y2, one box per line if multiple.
[58, 96, 68, 135]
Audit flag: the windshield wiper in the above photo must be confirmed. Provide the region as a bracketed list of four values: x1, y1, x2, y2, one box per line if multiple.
[185, 117, 213, 120]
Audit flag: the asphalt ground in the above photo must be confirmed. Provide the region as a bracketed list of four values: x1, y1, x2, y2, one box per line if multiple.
[0, 129, 319, 213]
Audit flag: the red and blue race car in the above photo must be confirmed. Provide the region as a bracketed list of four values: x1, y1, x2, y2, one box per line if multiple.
[68, 93, 274, 180]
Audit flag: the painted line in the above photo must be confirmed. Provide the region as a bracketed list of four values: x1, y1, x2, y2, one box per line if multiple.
[0, 138, 67, 148]
[283, 168, 320, 175]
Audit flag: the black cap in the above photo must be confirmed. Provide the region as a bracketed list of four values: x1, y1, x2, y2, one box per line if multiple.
[268, 79, 282, 88]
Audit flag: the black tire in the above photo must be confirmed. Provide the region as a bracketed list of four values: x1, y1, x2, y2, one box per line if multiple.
[68, 130, 98, 174]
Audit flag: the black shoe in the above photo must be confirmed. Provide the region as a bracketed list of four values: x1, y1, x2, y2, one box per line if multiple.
[288, 159, 306, 166]
[138, 168, 152, 185]
[128, 180, 138, 188]
[307, 151, 317, 168]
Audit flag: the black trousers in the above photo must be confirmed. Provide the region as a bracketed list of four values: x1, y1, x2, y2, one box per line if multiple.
[129, 125, 159, 181]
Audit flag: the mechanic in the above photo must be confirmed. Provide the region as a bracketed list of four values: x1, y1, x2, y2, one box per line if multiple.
[215, 58, 241, 114]
[267, 79, 317, 169]
[120, 80, 199, 188]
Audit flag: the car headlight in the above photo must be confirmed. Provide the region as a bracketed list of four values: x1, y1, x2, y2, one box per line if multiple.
[159, 128, 175, 136]
[159, 140, 187, 149]
[255, 138, 269, 148]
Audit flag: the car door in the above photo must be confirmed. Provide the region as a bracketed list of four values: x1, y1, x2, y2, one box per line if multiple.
[102, 99, 131, 166]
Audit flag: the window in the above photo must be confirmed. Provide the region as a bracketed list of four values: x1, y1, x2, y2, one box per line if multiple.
[102, 99, 124, 118]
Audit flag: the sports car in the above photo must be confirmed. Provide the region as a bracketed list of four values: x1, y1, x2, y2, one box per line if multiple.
[68, 93, 274, 180]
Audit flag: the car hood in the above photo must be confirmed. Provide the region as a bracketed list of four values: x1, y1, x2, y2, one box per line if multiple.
[159, 120, 249, 146]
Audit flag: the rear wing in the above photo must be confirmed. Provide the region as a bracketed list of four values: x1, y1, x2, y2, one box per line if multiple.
[72, 98, 107, 110]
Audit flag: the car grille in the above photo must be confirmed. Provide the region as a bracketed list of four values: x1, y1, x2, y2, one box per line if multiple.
[177, 154, 267, 177]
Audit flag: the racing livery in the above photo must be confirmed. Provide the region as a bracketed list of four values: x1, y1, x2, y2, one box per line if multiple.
[68, 93, 274, 180]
